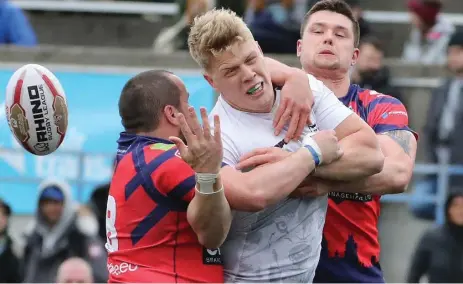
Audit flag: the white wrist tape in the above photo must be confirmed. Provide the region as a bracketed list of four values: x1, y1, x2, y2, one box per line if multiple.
[195, 173, 220, 194]
[302, 133, 323, 166]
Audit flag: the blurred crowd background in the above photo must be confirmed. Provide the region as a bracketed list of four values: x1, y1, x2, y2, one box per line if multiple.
[0, 0, 462, 283]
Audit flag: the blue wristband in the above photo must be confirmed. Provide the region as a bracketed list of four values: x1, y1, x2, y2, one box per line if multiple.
[304, 145, 320, 166]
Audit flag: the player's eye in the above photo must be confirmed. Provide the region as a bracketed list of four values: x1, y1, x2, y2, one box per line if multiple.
[245, 57, 256, 64]
[224, 69, 236, 77]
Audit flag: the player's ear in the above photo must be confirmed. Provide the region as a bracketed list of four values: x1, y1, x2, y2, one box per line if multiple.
[164, 105, 179, 126]
[296, 39, 303, 57]
[351, 47, 360, 66]
[203, 73, 220, 94]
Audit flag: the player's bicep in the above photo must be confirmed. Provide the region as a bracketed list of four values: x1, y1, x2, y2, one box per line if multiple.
[378, 130, 417, 159]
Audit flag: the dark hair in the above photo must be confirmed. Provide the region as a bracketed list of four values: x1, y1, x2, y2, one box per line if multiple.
[300, 0, 360, 47]
[0, 199, 11, 217]
[118, 70, 181, 133]
[359, 35, 384, 53]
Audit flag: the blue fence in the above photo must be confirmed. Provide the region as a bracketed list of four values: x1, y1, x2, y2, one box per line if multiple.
[0, 66, 215, 214]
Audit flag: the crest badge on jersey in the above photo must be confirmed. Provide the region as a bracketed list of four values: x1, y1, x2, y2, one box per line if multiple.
[203, 247, 222, 265]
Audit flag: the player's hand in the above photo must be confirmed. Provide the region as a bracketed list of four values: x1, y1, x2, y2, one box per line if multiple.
[236, 147, 290, 171]
[310, 130, 343, 165]
[290, 177, 330, 198]
[169, 107, 223, 174]
[274, 69, 313, 143]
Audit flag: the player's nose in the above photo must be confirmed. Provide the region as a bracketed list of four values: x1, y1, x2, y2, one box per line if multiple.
[322, 31, 334, 45]
[241, 65, 256, 82]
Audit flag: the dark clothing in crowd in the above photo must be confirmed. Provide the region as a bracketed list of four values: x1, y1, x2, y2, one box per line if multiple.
[407, 192, 463, 283]
[352, 67, 403, 102]
[22, 180, 108, 283]
[89, 183, 110, 243]
[0, 236, 21, 282]
[0, 199, 21, 283]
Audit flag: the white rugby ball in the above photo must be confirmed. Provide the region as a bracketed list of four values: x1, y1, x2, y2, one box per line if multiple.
[5, 64, 68, 156]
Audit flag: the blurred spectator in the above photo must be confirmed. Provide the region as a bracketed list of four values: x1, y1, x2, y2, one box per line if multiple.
[402, 0, 455, 65]
[88, 158, 114, 243]
[410, 29, 463, 220]
[56, 257, 94, 284]
[343, 0, 371, 40]
[0, 0, 37, 46]
[22, 179, 108, 283]
[89, 183, 110, 243]
[351, 36, 403, 102]
[153, 0, 213, 53]
[0, 199, 21, 283]
[407, 190, 463, 283]
[244, 0, 310, 54]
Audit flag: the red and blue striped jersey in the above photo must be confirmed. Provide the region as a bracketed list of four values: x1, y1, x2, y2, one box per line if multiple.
[106, 133, 223, 283]
[314, 84, 417, 283]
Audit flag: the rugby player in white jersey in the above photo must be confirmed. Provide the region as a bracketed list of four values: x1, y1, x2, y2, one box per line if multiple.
[185, 8, 384, 283]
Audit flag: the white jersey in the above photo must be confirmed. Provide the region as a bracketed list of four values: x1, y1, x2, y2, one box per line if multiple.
[209, 74, 353, 282]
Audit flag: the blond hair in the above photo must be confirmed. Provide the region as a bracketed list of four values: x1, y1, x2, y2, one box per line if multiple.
[188, 8, 254, 70]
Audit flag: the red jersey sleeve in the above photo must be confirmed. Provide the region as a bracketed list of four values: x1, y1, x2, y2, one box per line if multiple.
[365, 95, 419, 140]
[149, 148, 196, 203]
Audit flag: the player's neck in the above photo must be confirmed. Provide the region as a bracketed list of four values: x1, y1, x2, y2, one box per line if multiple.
[316, 74, 351, 98]
[137, 129, 174, 143]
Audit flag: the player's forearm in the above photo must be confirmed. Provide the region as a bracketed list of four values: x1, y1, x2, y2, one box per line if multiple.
[314, 129, 384, 181]
[328, 156, 413, 194]
[224, 149, 315, 212]
[264, 56, 297, 86]
[187, 176, 232, 249]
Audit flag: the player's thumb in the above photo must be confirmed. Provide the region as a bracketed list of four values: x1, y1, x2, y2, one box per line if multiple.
[169, 136, 188, 157]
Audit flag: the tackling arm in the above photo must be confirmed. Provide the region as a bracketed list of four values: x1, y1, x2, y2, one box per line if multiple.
[222, 148, 315, 212]
[323, 130, 417, 194]
[314, 113, 384, 180]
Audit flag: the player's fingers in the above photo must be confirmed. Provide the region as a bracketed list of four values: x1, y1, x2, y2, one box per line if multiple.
[238, 148, 270, 162]
[187, 107, 204, 139]
[273, 97, 288, 128]
[213, 115, 222, 145]
[274, 100, 293, 136]
[200, 107, 211, 139]
[168, 136, 188, 158]
[285, 108, 300, 143]
[295, 111, 309, 142]
[297, 186, 319, 197]
[236, 154, 273, 170]
[336, 148, 344, 159]
[177, 113, 195, 143]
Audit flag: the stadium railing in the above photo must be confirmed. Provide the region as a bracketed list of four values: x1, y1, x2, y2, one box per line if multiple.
[10, 0, 463, 26]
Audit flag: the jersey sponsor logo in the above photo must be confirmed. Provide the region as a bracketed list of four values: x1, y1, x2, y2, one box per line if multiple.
[203, 247, 222, 265]
[329, 191, 373, 204]
[107, 261, 138, 276]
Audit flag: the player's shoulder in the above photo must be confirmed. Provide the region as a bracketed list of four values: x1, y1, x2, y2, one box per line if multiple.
[358, 88, 405, 108]
[142, 143, 186, 166]
[209, 96, 238, 124]
[209, 96, 247, 140]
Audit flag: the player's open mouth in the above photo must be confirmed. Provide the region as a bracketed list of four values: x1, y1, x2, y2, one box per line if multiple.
[246, 82, 264, 96]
